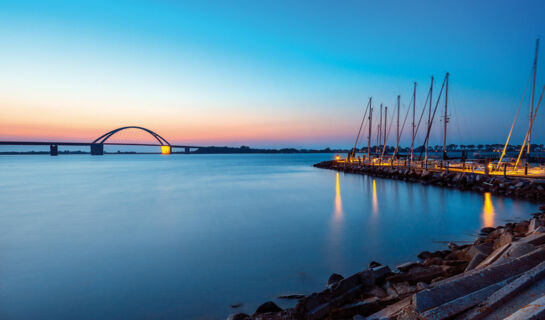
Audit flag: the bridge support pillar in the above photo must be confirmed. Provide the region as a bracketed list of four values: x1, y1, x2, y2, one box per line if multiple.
[185, 147, 190, 153]
[50, 145, 58, 156]
[90, 143, 104, 156]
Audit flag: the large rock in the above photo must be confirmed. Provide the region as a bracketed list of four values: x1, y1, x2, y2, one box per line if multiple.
[518, 232, 545, 246]
[476, 243, 512, 270]
[465, 252, 488, 272]
[329, 297, 383, 318]
[419, 276, 515, 320]
[226, 313, 249, 320]
[412, 247, 545, 314]
[504, 294, 545, 320]
[255, 301, 282, 314]
[491, 242, 537, 266]
[528, 218, 544, 234]
[463, 260, 545, 320]
[494, 231, 514, 249]
[396, 261, 421, 272]
[327, 273, 344, 286]
[386, 265, 444, 284]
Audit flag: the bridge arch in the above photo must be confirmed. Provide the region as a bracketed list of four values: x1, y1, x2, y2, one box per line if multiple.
[92, 126, 171, 146]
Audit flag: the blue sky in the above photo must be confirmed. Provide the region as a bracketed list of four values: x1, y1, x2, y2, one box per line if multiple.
[0, 0, 544, 148]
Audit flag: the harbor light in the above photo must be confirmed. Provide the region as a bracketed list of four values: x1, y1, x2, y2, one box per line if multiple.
[161, 145, 172, 155]
[335, 154, 341, 161]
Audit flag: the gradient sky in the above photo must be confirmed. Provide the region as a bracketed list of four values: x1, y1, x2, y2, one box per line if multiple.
[1, 0, 544, 148]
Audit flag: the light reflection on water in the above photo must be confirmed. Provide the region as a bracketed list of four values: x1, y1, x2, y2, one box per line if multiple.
[372, 179, 378, 215]
[483, 192, 496, 227]
[0, 154, 538, 320]
[334, 172, 343, 220]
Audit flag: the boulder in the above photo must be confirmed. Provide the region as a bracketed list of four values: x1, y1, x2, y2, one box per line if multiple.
[448, 242, 459, 250]
[386, 265, 444, 284]
[396, 261, 421, 272]
[370, 265, 392, 282]
[465, 252, 488, 272]
[422, 257, 443, 266]
[417, 251, 432, 260]
[368, 261, 381, 268]
[518, 232, 545, 246]
[392, 281, 416, 295]
[480, 227, 496, 234]
[467, 242, 493, 259]
[365, 297, 412, 320]
[513, 220, 529, 234]
[491, 242, 537, 266]
[416, 282, 429, 291]
[476, 243, 513, 270]
[366, 286, 387, 299]
[528, 218, 543, 234]
[327, 273, 344, 286]
[255, 301, 282, 314]
[384, 281, 399, 299]
[226, 313, 249, 320]
[329, 297, 384, 318]
[494, 231, 514, 249]
[412, 247, 545, 314]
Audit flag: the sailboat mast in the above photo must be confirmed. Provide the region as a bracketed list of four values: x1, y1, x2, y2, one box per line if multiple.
[411, 82, 416, 164]
[368, 99, 372, 159]
[384, 106, 388, 150]
[377, 104, 382, 153]
[425, 76, 434, 163]
[443, 73, 449, 159]
[396, 95, 400, 158]
[527, 38, 540, 158]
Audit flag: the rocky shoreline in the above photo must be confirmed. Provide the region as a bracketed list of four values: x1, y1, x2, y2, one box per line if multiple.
[226, 161, 545, 320]
[228, 209, 545, 320]
[313, 160, 545, 201]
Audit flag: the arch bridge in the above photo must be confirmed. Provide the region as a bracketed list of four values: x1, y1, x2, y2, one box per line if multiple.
[0, 126, 202, 156]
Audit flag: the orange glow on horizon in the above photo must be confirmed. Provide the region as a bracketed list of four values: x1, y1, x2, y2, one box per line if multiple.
[0, 98, 356, 146]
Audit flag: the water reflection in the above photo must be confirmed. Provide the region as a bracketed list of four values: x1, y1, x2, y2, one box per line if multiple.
[326, 172, 345, 270]
[335, 172, 343, 220]
[483, 192, 495, 227]
[372, 179, 378, 215]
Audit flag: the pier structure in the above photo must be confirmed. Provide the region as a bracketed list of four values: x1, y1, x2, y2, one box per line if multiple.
[344, 66, 545, 178]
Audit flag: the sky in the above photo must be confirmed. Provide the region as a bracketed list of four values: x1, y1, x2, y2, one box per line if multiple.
[0, 0, 544, 148]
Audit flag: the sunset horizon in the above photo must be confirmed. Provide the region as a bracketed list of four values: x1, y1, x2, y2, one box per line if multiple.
[2, 0, 544, 148]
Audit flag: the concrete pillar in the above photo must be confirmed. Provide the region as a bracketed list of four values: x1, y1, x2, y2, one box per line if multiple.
[50, 145, 58, 156]
[185, 147, 190, 153]
[90, 143, 104, 155]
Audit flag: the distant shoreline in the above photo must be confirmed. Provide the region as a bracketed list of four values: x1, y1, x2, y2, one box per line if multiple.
[0, 146, 349, 155]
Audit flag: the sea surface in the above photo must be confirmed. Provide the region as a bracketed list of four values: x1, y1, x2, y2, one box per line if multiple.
[0, 154, 538, 319]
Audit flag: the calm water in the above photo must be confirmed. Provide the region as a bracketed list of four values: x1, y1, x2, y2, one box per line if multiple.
[0, 154, 538, 319]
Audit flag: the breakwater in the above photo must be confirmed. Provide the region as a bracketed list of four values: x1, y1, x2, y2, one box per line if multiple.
[314, 160, 545, 201]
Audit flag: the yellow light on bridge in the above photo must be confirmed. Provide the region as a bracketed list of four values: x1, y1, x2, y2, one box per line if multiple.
[161, 146, 171, 154]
